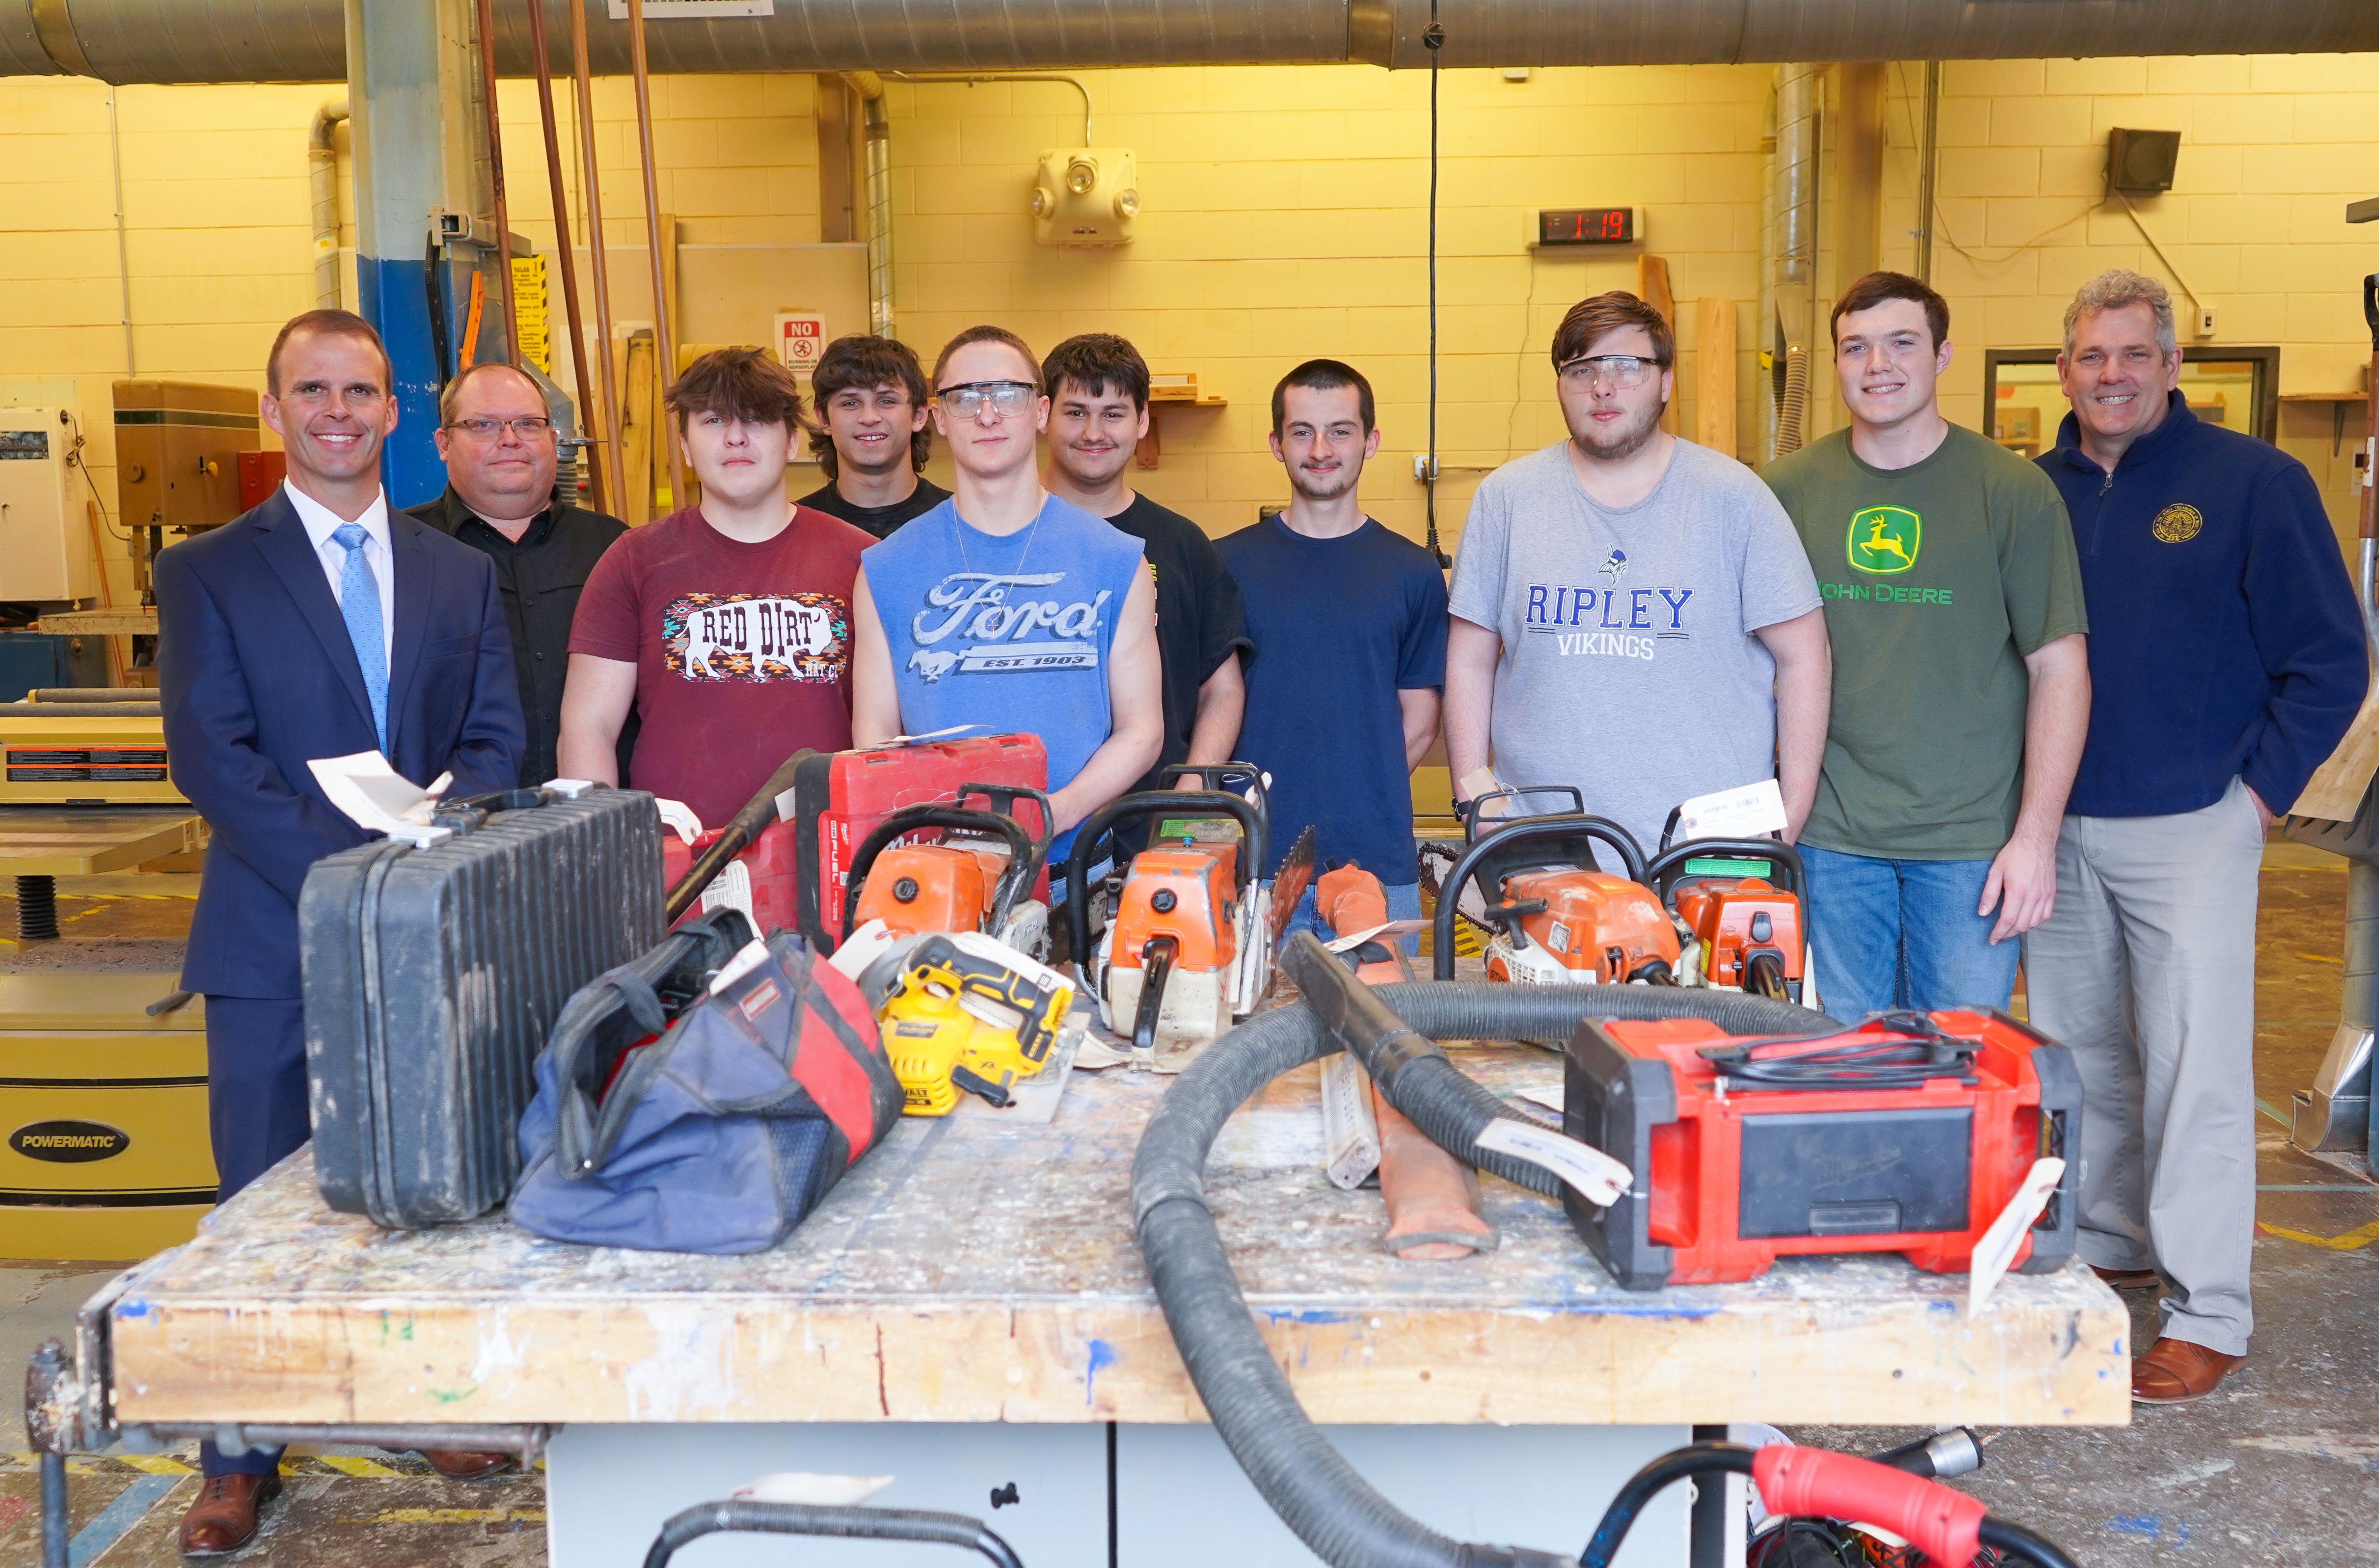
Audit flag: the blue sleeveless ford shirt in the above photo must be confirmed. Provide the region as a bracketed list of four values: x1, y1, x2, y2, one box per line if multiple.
[863, 493, 1144, 857]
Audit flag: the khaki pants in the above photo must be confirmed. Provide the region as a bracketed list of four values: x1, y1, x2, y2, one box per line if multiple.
[2020, 778, 2262, 1356]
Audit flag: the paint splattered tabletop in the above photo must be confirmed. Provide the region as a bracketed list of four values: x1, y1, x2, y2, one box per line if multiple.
[104, 1045, 2129, 1429]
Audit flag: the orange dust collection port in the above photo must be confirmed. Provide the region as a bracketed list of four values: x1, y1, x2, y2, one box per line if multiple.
[1563, 1009, 2082, 1289]
[1490, 868, 1679, 984]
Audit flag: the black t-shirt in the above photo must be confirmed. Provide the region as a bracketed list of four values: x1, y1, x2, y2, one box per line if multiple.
[796, 476, 952, 541]
[1102, 494, 1253, 789]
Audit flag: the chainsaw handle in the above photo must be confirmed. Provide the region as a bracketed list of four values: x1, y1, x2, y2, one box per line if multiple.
[665, 750, 815, 923]
[955, 781, 1055, 858]
[1752, 1447, 1986, 1568]
[1063, 789, 1265, 971]
[1164, 761, 1270, 830]
[842, 805, 1039, 942]
[1430, 814, 1647, 980]
[1461, 784, 1585, 843]
[1581, 1443, 2069, 1568]
[1647, 838, 1807, 904]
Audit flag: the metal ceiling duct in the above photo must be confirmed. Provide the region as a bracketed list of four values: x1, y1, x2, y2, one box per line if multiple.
[7, 0, 2379, 83]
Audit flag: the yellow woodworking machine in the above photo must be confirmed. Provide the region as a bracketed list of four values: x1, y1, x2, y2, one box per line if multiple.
[0, 704, 181, 806]
[0, 974, 214, 1261]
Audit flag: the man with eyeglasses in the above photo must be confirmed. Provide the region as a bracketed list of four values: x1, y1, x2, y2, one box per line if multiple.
[406, 360, 628, 786]
[154, 309, 524, 1553]
[1763, 271, 2089, 1020]
[850, 324, 1162, 864]
[1446, 291, 1829, 860]
[797, 333, 952, 540]
[561, 347, 871, 833]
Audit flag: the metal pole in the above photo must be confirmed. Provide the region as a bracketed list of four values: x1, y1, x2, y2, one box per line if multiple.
[1914, 60, 1942, 284]
[471, 0, 519, 364]
[625, 0, 687, 512]
[567, 0, 627, 516]
[526, 0, 605, 513]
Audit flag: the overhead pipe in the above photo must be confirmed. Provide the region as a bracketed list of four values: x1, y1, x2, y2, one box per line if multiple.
[841, 71, 896, 339]
[13, 1, 2379, 84]
[307, 96, 350, 310]
[1769, 62, 1818, 459]
[523, 0, 605, 513]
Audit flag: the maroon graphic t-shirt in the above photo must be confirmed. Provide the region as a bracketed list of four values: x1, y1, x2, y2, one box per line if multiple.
[569, 504, 870, 828]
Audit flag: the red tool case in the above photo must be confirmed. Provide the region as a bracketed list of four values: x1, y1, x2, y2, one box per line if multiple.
[1562, 1010, 2081, 1289]
[660, 735, 1048, 950]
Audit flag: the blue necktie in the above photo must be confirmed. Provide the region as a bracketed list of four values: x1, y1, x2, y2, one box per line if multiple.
[331, 522, 390, 753]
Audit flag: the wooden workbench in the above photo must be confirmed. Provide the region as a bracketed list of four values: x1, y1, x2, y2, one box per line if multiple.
[0, 808, 204, 877]
[107, 1047, 2127, 1432]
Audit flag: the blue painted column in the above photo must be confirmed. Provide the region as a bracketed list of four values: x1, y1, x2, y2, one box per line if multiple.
[346, 0, 480, 508]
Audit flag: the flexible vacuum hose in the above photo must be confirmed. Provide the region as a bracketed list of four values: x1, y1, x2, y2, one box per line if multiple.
[1131, 969, 1833, 1568]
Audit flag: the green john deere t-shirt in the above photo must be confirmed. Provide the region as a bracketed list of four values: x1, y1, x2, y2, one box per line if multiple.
[1763, 424, 2087, 861]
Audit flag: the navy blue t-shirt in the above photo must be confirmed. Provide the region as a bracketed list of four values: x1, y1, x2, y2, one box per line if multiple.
[1217, 516, 1448, 882]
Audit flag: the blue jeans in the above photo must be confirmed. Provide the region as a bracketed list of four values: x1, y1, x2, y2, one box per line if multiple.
[1799, 845, 2020, 1019]
[1282, 880, 1423, 957]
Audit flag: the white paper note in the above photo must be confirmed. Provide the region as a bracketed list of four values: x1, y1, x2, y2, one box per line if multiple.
[1474, 1118, 1632, 1207]
[307, 752, 453, 846]
[1676, 778, 1788, 843]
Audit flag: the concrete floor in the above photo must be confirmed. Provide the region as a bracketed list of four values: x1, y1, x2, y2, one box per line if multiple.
[0, 851, 2374, 1565]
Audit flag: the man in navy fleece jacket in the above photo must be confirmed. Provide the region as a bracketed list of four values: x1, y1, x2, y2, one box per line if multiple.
[2026, 270, 2366, 1407]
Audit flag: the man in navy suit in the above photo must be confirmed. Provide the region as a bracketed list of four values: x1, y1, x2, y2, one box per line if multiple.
[156, 309, 525, 1555]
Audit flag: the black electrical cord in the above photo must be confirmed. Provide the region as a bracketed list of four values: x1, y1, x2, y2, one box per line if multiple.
[1422, 3, 1447, 567]
[1696, 1008, 1981, 1092]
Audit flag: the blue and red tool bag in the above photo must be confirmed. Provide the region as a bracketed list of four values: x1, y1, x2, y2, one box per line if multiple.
[1564, 1009, 2081, 1289]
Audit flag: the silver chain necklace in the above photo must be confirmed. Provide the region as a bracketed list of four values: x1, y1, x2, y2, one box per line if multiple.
[951, 492, 1047, 581]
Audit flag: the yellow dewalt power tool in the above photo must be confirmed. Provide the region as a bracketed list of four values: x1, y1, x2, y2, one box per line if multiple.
[875, 930, 1075, 1115]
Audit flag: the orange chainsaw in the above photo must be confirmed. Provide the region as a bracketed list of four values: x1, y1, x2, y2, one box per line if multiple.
[839, 783, 1056, 958]
[1064, 766, 1315, 1068]
[1428, 787, 1678, 985]
[1647, 819, 1810, 1004]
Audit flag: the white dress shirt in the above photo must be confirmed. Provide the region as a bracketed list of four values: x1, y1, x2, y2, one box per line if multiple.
[282, 478, 396, 665]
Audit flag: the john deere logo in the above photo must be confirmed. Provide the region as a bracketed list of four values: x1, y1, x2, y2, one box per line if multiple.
[9, 1120, 129, 1163]
[2152, 503, 2203, 544]
[1847, 507, 1921, 574]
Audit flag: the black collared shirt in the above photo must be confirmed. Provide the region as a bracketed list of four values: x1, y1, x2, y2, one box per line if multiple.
[405, 486, 629, 786]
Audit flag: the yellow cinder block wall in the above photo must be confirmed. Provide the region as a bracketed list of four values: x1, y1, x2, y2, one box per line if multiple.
[2, 54, 2375, 602]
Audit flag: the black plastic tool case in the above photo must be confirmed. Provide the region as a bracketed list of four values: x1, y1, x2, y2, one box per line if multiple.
[300, 785, 665, 1227]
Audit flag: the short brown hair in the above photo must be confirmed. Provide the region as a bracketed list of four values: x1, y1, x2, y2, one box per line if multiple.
[1043, 333, 1151, 411]
[437, 360, 546, 427]
[665, 346, 805, 434]
[266, 308, 392, 397]
[807, 335, 931, 477]
[1271, 359, 1375, 436]
[1831, 271, 1950, 349]
[1550, 293, 1673, 371]
[933, 325, 1039, 391]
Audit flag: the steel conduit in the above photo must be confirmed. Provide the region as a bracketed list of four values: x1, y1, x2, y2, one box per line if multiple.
[1131, 978, 1832, 1568]
[11, 1, 2379, 84]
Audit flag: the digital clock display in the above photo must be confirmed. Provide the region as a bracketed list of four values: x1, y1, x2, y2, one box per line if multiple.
[1538, 207, 1637, 245]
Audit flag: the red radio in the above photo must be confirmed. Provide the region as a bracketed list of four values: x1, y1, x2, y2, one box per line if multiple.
[1563, 1010, 2080, 1288]
[661, 735, 1049, 950]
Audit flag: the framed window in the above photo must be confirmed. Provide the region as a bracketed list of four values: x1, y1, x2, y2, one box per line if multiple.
[1981, 345, 2279, 457]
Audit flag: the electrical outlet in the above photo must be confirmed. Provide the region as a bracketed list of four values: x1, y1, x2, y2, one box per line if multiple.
[2196, 305, 2217, 338]
[1413, 454, 1439, 482]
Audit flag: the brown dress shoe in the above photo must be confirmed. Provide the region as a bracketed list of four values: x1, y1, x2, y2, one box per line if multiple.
[179, 1472, 280, 1558]
[421, 1448, 515, 1480]
[2132, 1336, 2246, 1404]
[2092, 1264, 2163, 1293]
